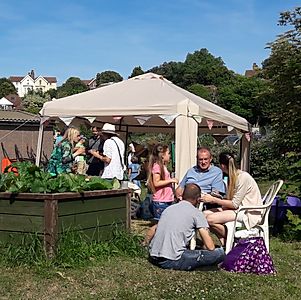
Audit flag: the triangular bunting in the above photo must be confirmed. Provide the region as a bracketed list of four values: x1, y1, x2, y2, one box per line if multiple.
[207, 119, 214, 130]
[40, 116, 50, 125]
[159, 114, 179, 125]
[113, 116, 122, 121]
[227, 126, 234, 132]
[235, 130, 243, 139]
[245, 132, 251, 142]
[59, 117, 74, 126]
[134, 116, 151, 125]
[191, 115, 202, 124]
[84, 117, 96, 123]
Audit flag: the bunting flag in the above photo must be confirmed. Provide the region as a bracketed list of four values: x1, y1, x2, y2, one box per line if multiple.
[40, 116, 50, 124]
[59, 117, 74, 126]
[113, 116, 122, 121]
[227, 125, 234, 132]
[134, 115, 151, 125]
[206, 119, 214, 130]
[236, 130, 243, 140]
[84, 117, 96, 123]
[245, 132, 251, 142]
[191, 115, 202, 124]
[159, 114, 179, 125]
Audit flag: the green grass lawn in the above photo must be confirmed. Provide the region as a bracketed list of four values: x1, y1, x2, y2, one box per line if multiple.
[0, 237, 300, 300]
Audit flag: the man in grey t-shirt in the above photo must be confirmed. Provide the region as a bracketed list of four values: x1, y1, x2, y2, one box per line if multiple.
[149, 183, 225, 271]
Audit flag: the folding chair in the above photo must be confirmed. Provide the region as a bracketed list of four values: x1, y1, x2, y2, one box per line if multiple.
[225, 180, 283, 254]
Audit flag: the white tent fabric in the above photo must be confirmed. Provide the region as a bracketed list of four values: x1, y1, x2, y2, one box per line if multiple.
[39, 73, 251, 179]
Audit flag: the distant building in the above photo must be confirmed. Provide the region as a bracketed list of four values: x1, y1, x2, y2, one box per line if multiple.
[9, 70, 57, 97]
[5, 94, 22, 109]
[245, 63, 261, 78]
[82, 78, 97, 90]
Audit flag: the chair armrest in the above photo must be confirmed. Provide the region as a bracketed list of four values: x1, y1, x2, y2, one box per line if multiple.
[236, 204, 270, 212]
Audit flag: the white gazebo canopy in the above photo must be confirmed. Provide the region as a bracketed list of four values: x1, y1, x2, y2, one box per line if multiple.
[38, 73, 251, 180]
[0, 97, 13, 109]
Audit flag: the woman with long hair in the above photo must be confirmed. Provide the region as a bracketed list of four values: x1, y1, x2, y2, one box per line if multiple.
[47, 127, 85, 176]
[202, 152, 262, 246]
[143, 144, 178, 245]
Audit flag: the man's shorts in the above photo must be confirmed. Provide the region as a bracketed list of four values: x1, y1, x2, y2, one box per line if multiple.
[152, 201, 173, 221]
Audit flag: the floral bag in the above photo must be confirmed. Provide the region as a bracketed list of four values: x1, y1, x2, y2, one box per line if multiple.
[220, 237, 276, 275]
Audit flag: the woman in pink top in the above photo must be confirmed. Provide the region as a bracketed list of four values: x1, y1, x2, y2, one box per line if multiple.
[143, 144, 178, 245]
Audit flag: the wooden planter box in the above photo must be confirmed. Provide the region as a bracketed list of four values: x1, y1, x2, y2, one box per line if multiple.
[0, 189, 131, 257]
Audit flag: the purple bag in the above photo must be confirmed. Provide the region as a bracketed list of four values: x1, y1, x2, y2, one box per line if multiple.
[220, 237, 276, 275]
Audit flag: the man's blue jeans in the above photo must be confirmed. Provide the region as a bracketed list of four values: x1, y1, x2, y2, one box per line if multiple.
[150, 247, 225, 271]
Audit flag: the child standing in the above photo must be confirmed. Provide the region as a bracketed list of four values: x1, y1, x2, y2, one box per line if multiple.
[74, 135, 87, 175]
[143, 144, 178, 245]
[128, 155, 141, 187]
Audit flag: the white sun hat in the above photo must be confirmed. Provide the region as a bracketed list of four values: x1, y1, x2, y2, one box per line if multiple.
[102, 123, 119, 135]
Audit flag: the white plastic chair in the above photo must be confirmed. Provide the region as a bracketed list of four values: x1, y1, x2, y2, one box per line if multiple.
[225, 179, 283, 254]
[190, 202, 204, 250]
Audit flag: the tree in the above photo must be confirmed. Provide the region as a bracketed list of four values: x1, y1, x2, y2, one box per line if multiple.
[182, 49, 234, 88]
[22, 91, 50, 114]
[261, 7, 301, 152]
[147, 61, 185, 87]
[45, 88, 57, 100]
[0, 78, 17, 98]
[218, 75, 268, 125]
[96, 71, 123, 87]
[187, 83, 214, 101]
[128, 66, 144, 78]
[57, 77, 88, 98]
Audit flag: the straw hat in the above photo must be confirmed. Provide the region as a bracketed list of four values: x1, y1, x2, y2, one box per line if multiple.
[101, 123, 119, 135]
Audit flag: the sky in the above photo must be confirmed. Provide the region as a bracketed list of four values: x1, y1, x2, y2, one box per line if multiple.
[0, 0, 299, 85]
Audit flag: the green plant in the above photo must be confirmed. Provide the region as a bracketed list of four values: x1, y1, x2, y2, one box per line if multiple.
[0, 233, 46, 267]
[0, 227, 145, 268]
[280, 152, 301, 198]
[282, 210, 301, 241]
[0, 161, 114, 193]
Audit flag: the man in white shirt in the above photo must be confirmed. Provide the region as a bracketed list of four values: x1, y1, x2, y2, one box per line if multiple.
[90, 123, 125, 180]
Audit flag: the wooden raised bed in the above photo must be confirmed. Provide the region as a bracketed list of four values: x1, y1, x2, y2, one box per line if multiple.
[0, 189, 131, 257]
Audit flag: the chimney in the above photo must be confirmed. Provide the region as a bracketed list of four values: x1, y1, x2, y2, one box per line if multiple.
[30, 69, 35, 79]
[252, 63, 259, 70]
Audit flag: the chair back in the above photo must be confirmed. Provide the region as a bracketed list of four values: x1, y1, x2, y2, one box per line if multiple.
[259, 180, 284, 225]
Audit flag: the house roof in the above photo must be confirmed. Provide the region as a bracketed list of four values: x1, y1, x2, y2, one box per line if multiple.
[9, 76, 24, 82]
[245, 70, 258, 77]
[0, 110, 40, 123]
[44, 77, 57, 83]
[82, 78, 95, 86]
[9, 76, 57, 84]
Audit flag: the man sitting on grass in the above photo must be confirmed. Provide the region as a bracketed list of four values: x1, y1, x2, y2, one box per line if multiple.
[148, 183, 225, 271]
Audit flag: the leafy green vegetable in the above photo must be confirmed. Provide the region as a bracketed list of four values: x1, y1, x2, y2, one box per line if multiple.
[0, 162, 113, 194]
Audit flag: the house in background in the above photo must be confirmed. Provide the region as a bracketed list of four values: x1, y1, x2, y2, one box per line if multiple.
[4, 94, 22, 109]
[82, 78, 97, 90]
[9, 70, 57, 97]
[245, 63, 261, 78]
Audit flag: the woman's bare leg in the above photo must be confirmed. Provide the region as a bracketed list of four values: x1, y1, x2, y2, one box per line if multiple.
[205, 210, 236, 246]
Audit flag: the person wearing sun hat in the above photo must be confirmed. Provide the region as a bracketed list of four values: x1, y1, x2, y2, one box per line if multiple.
[89, 123, 125, 180]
